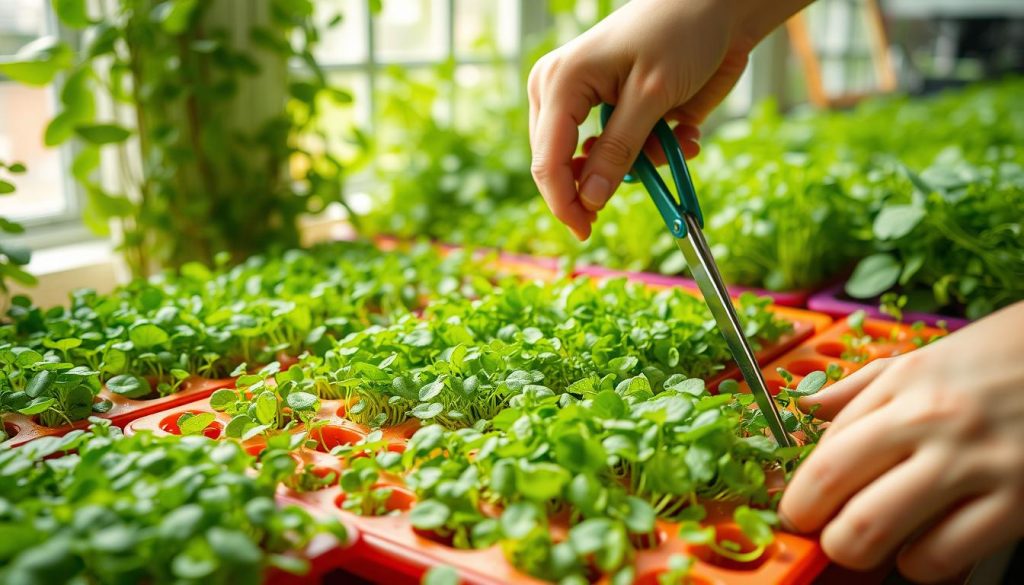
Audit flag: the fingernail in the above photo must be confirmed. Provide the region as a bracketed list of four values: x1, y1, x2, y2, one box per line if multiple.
[579, 174, 611, 211]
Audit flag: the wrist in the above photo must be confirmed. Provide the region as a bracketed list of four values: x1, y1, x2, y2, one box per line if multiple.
[727, 0, 812, 52]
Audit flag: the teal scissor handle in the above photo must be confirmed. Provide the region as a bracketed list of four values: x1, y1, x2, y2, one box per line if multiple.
[599, 103, 704, 238]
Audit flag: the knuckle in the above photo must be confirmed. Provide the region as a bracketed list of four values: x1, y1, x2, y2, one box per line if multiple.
[593, 133, 636, 168]
[530, 158, 552, 182]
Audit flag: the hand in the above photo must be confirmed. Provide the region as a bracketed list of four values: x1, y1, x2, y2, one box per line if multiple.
[779, 301, 1024, 583]
[527, 0, 811, 240]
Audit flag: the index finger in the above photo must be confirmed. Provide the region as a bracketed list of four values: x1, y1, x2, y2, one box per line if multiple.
[529, 71, 598, 240]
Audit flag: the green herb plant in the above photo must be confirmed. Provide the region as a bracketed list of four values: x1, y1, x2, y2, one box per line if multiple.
[0, 0, 351, 276]
[0, 419, 346, 585]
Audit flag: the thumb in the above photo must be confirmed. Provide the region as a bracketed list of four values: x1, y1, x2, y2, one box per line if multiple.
[578, 80, 667, 212]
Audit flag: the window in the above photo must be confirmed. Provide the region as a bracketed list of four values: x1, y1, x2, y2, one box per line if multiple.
[0, 0, 80, 231]
[308, 0, 523, 153]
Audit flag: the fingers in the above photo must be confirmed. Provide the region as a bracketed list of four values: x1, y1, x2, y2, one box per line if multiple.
[799, 358, 894, 422]
[577, 74, 670, 212]
[643, 124, 701, 165]
[898, 489, 1024, 583]
[528, 57, 599, 240]
[779, 401, 914, 533]
[820, 448, 964, 571]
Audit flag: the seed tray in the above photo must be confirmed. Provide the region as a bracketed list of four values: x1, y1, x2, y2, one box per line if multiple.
[737, 316, 948, 396]
[807, 283, 969, 331]
[1, 375, 236, 448]
[127, 398, 829, 585]
[574, 265, 812, 308]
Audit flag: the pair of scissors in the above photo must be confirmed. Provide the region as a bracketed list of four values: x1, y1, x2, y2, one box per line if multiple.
[600, 103, 793, 447]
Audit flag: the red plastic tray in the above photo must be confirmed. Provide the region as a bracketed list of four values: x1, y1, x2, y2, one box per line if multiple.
[737, 316, 948, 396]
[574, 265, 813, 308]
[127, 396, 830, 585]
[1, 375, 236, 448]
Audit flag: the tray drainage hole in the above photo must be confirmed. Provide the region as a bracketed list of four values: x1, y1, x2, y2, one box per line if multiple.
[815, 341, 847, 358]
[158, 411, 222, 439]
[634, 569, 713, 585]
[335, 485, 416, 515]
[786, 359, 829, 377]
[690, 524, 774, 571]
[311, 425, 365, 452]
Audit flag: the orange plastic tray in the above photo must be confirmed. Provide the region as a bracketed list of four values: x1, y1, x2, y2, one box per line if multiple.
[738, 316, 948, 395]
[1, 376, 235, 447]
[127, 396, 830, 585]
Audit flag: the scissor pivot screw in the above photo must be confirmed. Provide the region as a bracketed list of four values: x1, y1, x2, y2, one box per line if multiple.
[672, 219, 683, 234]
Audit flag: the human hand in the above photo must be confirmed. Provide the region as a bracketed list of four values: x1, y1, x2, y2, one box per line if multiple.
[779, 301, 1024, 583]
[527, 0, 811, 239]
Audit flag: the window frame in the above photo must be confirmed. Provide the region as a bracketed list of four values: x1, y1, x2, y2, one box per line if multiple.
[2, 3, 92, 250]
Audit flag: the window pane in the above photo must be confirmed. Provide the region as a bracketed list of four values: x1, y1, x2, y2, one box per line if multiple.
[303, 72, 370, 163]
[454, 0, 518, 59]
[375, 0, 448, 63]
[453, 64, 517, 130]
[312, 0, 368, 65]
[0, 0, 65, 220]
[0, 0, 48, 53]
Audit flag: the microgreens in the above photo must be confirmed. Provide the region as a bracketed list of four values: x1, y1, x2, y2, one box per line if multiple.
[0, 419, 345, 585]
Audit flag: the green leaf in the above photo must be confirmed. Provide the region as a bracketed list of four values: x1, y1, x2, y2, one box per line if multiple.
[254, 392, 278, 425]
[285, 391, 318, 412]
[207, 527, 261, 564]
[845, 253, 901, 299]
[54, 0, 91, 27]
[209, 389, 236, 410]
[422, 565, 459, 585]
[410, 402, 443, 420]
[106, 374, 151, 399]
[409, 500, 450, 530]
[0, 37, 73, 86]
[0, 242, 31, 265]
[734, 505, 776, 547]
[153, 0, 199, 35]
[873, 205, 925, 240]
[500, 502, 540, 539]
[74, 124, 131, 145]
[793, 371, 827, 396]
[129, 323, 169, 348]
[178, 412, 216, 435]
[17, 397, 55, 415]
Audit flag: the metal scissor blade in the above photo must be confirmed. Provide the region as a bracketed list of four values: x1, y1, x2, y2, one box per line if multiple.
[676, 214, 793, 447]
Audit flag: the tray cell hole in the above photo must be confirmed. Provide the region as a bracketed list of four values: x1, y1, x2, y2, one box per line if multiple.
[634, 569, 713, 585]
[765, 378, 786, 396]
[629, 527, 668, 550]
[815, 341, 847, 359]
[689, 523, 774, 571]
[3, 423, 19, 441]
[862, 321, 906, 342]
[787, 359, 830, 377]
[335, 485, 416, 515]
[311, 425, 365, 453]
[158, 411, 223, 439]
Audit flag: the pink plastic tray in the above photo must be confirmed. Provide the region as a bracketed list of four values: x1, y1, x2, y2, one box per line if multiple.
[807, 283, 969, 331]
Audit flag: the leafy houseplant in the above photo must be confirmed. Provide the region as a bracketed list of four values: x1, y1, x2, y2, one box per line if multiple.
[0, 161, 35, 301]
[0, 0, 350, 276]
